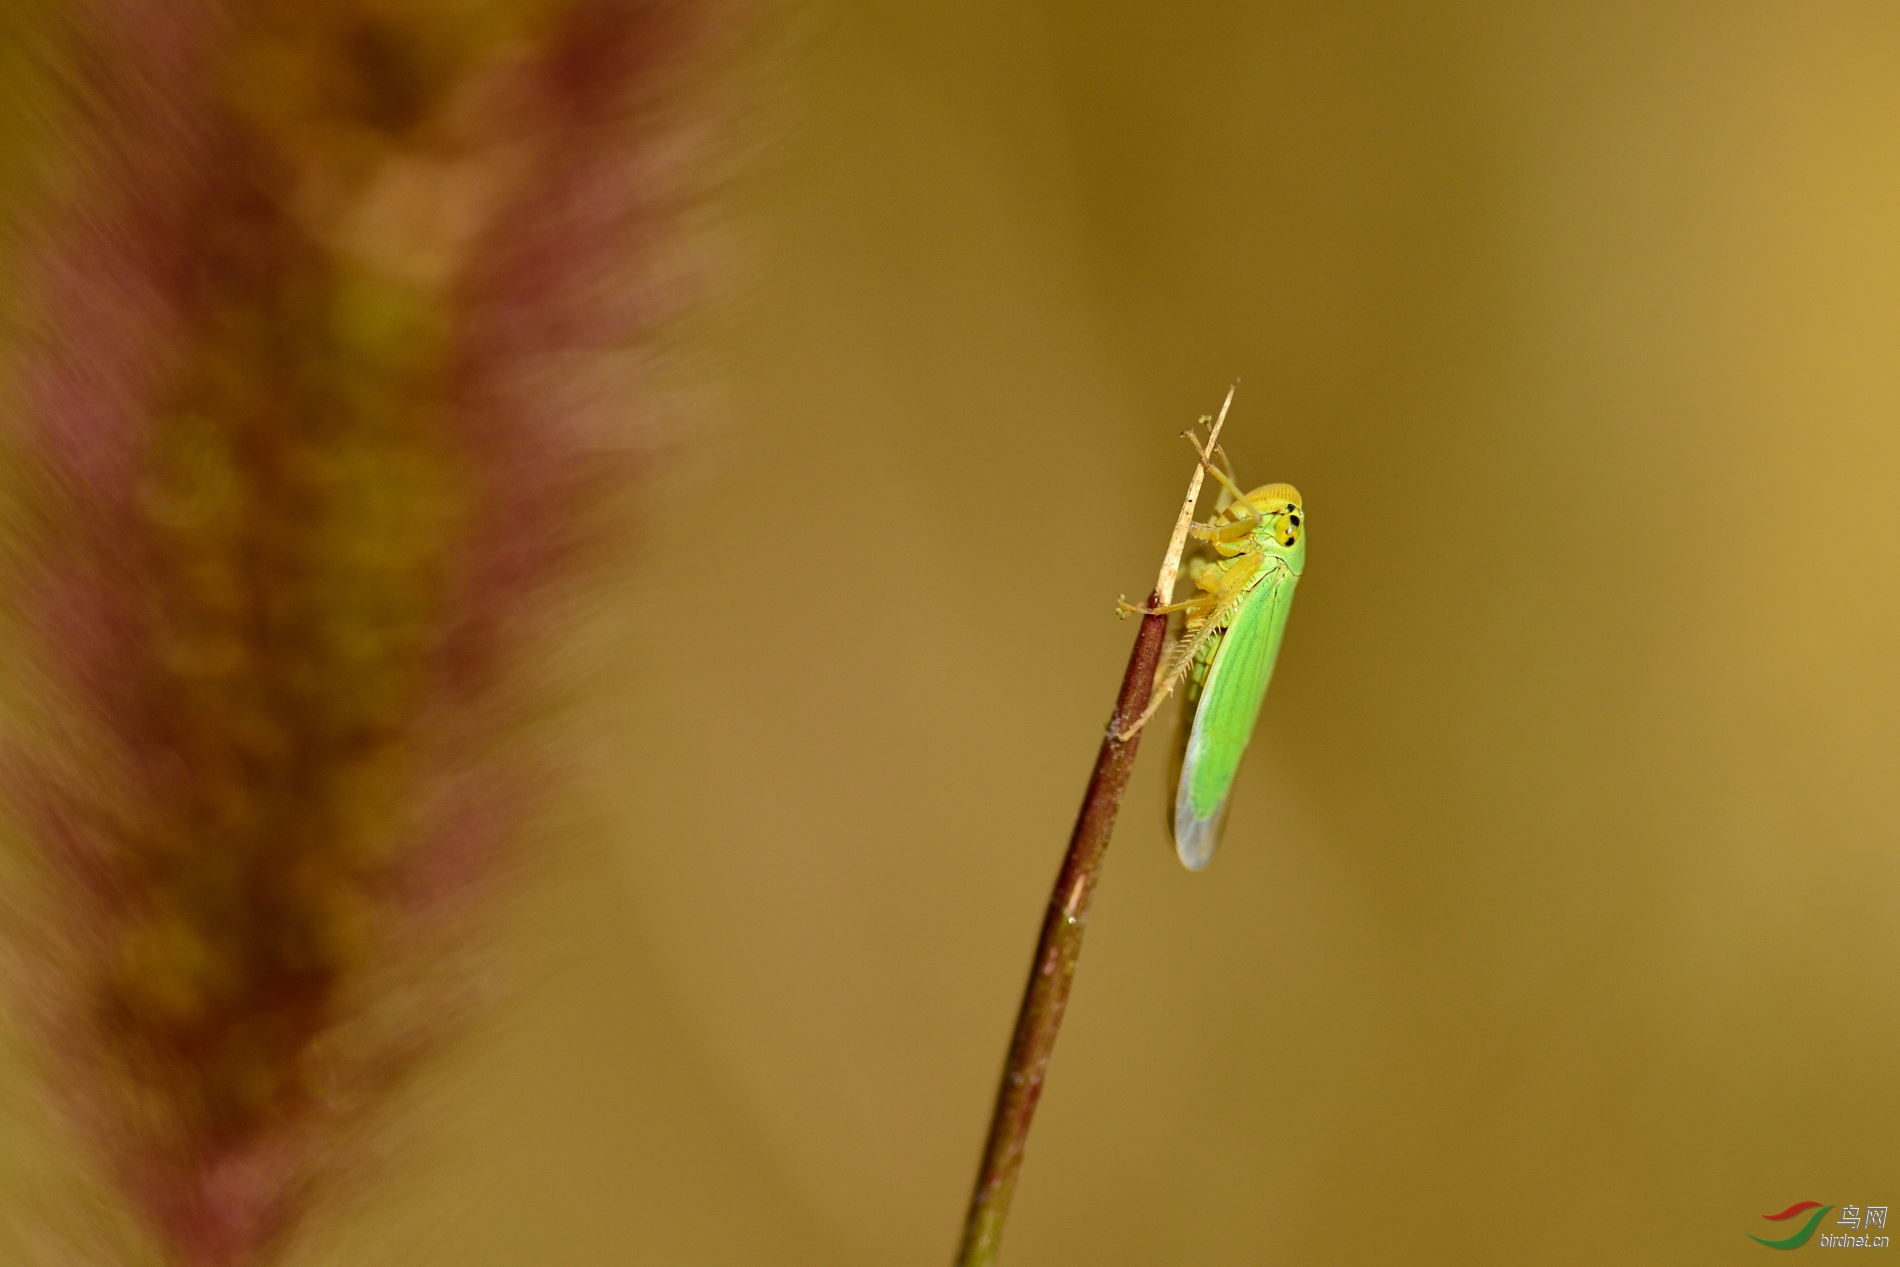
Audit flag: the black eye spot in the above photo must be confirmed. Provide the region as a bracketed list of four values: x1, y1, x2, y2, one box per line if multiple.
[1288, 514, 1300, 526]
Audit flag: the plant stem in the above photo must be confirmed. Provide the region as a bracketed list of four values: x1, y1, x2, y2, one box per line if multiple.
[952, 386, 1235, 1267]
[952, 607, 1166, 1267]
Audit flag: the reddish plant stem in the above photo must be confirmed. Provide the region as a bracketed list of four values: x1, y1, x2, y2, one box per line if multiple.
[953, 605, 1169, 1267]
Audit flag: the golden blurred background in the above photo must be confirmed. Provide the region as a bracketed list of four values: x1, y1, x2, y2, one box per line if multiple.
[5, 1, 1899, 1264]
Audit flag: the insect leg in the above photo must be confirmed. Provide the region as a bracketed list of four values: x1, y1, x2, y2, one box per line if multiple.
[1112, 562, 1261, 740]
[1113, 599, 1231, 741]
[1116, 592, 1219, 619]
[1177, 430, 1267, 534]
[1200, 461, 1263, 524]
[1209, 442, 1242, 489]
[1188, 516, 1260, 544]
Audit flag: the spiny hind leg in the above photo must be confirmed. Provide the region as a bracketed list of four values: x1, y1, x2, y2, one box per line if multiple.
[1113, 609, 1227, 741]
[1114, 568, 1254, 740]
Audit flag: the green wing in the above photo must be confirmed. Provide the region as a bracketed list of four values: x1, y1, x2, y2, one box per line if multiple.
[1172, 564, 1298, 870]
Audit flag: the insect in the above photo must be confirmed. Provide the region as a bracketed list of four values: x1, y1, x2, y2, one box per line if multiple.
[1122, 447, 1305, 870]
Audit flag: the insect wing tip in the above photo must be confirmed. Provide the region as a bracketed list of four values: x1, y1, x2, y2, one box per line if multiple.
[1173, 804, 1223, 872]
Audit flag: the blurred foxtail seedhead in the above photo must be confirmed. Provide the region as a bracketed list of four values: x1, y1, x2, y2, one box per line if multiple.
[0, 0, 744, 1261]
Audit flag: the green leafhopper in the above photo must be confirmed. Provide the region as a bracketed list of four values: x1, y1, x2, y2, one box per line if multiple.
[1123, 448, 1305, 870]
[1169, 476, 1304, 868]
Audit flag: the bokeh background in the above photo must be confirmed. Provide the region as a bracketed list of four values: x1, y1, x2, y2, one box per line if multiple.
[4, 1, 1898, 1264]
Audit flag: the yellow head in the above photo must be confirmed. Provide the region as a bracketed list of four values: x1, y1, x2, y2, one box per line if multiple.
[1240, 482, 1304, 552]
